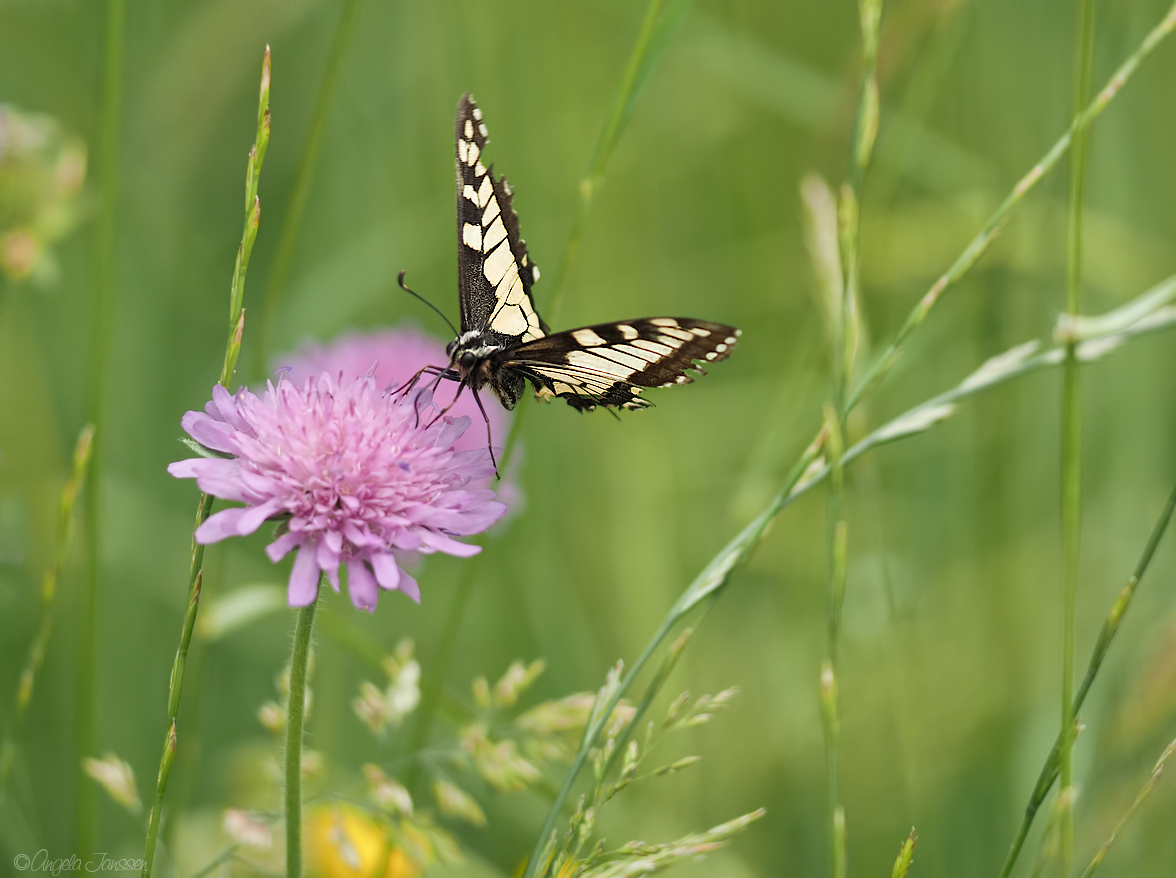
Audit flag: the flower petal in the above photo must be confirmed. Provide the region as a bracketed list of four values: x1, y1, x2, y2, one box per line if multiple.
[266, 531, 303, 563]
[346, 559, 378, 612]
[287, 546, 321, 606]
[370, 551, 400, 591]
[182, 411, 240, 453]
[418, 531, 481, 557]
[195, 507, 251, 544]
[397, 570, 421, 603]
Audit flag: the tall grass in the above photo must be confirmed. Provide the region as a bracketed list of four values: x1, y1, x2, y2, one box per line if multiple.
[77, 0, 125, 858]
[1059, 0, 1097, 871]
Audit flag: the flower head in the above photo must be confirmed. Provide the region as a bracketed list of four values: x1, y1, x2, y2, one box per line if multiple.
[168, 373, 506, 611]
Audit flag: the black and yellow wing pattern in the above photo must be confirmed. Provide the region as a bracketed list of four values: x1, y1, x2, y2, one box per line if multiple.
[448, 94, 739, 414]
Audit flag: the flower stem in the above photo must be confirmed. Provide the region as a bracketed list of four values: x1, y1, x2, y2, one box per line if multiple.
[140, 47, 271, 878]
[77, 0, 125, 858]
[286, 596, 319, 878]
[0, 425, 94, 800]
[252, 0, 366, 377]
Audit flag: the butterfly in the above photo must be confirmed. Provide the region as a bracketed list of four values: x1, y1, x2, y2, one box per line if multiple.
[407, 93, 739, 455]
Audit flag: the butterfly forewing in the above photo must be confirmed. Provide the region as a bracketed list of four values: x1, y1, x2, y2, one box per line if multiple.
[455, 94, 545, 345]
[492, 318, 741, 411]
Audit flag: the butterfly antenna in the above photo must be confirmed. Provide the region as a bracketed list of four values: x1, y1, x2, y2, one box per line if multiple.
[398, 271, 459, 337]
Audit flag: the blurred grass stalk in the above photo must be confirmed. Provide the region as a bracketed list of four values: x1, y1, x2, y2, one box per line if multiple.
[140, 47, 271, 878]
[523, 0, 1176, 862]
[823, 1, 881, 874]
[997, 480, 1176, 878]
[1059, 0, 1097, 870]
[77, 0, 124, 857]
[1081, 736, 1176, 877]
[251, 0, 366, 378]
[0, 425, 94, 798]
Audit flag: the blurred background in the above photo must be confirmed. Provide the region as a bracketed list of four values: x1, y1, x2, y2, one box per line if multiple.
[1, 0, 1175, 875]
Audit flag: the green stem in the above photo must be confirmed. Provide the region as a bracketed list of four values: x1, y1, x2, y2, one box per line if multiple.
[252, 0, 366, 377]
[823, 409, 848, 878]
[996, 482, 1176, 878]
[825, 4, 882, 872]
[845, 0, 1176, 415]
[141, 48, 271, 878]
[286, 596, 320, 878]
[0, 426, 94, 800]
[77, 0, 125, 858]
[1059, 1, 1096, 870]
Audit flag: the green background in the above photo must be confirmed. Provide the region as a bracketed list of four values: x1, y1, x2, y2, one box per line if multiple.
[1, 0, 1175, 874]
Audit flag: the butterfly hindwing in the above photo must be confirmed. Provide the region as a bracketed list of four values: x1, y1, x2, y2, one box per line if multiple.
[492, 318, 741, 411]
[455, 93, 546, 345]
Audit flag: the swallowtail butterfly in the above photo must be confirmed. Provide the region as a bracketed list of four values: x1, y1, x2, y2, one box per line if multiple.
[417, 94, 739, 440]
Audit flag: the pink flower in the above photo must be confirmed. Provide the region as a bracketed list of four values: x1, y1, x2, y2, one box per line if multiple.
[168, 374, 507, 611]
[276, 328, 509, 456]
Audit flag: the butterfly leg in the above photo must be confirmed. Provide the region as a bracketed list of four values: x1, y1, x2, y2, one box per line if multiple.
[390, 363, 454, 398]
[469, 386, 500, 478]
[424, 379, 469, 427]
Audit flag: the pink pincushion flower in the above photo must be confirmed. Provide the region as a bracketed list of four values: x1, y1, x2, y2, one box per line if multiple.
[168, 374, 507, 611]
[277, 328, 509, 456]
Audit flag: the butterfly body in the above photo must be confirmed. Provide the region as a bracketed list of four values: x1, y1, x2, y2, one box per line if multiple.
[444, 93, 739, 416]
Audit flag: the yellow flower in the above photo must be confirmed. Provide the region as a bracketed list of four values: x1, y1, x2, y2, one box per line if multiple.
[305, 804, 421, 878]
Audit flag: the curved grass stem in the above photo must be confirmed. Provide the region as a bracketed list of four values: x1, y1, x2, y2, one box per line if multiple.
[141, 48, 271, 878]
